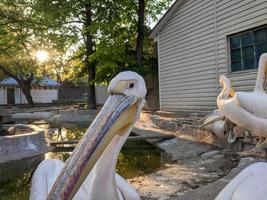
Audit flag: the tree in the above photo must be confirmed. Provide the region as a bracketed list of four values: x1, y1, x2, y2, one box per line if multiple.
[0, 0, 75, 107]
[136, 0, 145, 66]
[88, 0, 173, 83]
[31, 0, 173, 105]
[84, 2, 96, 109]
[34, 0, 99, 108]
[0, 0, 39, 106]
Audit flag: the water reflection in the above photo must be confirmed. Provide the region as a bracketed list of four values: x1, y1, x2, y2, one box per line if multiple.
[0, 123, 162, 199]
[0, 172, 31, 200]
[118, 140, 161, 178]
[47, 125, 162, 178]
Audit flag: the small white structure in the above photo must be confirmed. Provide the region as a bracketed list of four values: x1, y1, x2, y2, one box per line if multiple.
[0, 77, 59, 105]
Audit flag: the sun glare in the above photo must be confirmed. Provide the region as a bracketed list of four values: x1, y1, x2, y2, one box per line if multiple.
[35, 50, 49, 62]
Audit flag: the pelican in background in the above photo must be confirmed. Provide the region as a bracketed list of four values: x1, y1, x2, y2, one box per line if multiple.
[215, 162, 267, 200]
[200, 87, 237, 143]
[215, 53, 267, 155]
[30, 71, 146, 200]
[217, 54, 267, 133]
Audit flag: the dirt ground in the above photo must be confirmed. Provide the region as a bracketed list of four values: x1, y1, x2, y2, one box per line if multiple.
[129, 150, 239, 200]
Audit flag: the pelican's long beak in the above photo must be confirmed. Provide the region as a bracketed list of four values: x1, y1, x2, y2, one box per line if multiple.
[48, 94, 138, 200]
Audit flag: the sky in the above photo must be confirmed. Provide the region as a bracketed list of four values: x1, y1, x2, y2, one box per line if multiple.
[148, 0, 175, 28]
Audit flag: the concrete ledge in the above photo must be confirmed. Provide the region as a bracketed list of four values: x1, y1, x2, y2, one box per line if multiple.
[155, 110, 210, 118]
[151, 113, 255, 153]
[0, 130, 51, 181]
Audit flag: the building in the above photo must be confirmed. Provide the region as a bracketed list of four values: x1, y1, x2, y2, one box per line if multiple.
[0, 77, 59, 105]
[150, 0, 267, 112]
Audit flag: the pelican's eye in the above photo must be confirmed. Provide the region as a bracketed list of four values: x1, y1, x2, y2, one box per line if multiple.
[129, 83, 134, 89]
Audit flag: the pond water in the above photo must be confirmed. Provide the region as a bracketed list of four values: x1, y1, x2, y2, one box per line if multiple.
[0, 123, 163, 200]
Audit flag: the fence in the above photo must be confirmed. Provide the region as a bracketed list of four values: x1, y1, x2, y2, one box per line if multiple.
[59, 85, 108, 105]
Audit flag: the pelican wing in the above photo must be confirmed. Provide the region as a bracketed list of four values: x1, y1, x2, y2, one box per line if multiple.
[218, 96, 267, 137]
[216, 162, 267, 200]
[116, 174, 140, 200]
[235, 92, 267, 119]
[30, 159, 93, 200]
[30, 159, 64, 200]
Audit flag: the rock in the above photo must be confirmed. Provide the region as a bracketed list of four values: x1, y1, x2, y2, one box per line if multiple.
[201, 150, 219, 159]
[0, 107, 12, 131]
[159, 197, 170, 200]
[0, 107, 12, 122]
[158, 138, 214, 161]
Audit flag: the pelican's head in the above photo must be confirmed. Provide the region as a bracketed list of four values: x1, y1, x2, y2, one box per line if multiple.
[108, 71, 146, 99]
[219, 75, 235, 98]
[48, 71, 146, 200]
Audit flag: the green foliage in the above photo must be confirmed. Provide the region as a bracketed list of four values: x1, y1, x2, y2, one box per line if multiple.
[0, 172, 31, 200]
[0, 0, 77, 83]
[87, 0, 172, 83]
[34, 0, 172, 83]
[0, 0, 172, 84]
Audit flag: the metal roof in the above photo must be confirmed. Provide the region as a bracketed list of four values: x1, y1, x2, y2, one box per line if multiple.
[0, 77, 59, 87]
[149, 0, 185, 39]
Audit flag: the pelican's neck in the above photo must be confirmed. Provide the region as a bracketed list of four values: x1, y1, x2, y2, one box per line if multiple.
[254, 55, 267, 92]
[88, 125, 133, 199]
[93, 129, 131, 180]
[218, 78, 230, 100]
[87, 102, 143, 199]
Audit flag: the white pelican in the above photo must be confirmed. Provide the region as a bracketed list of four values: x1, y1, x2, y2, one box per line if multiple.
[216, 53, 267, 155]
[30, 71, 146, 200]
[215, 162, 267, 200]
[200, 109, 228, 139]
[217, 53, 267, 136]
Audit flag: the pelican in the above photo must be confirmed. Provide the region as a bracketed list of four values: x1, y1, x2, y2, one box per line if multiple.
[200, 109, 228, 140]
[215, 162, 267, 200]
[30, 71, 146, 200]
[200, 92, 238, 143]
[214, 53, 267, 154]
[217, 54, 267, 135]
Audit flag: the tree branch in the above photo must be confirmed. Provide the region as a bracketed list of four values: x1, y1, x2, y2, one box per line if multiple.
[21, 42, 36, 66]
[5, 52, 24, 69]
[0, 64, 20, 83]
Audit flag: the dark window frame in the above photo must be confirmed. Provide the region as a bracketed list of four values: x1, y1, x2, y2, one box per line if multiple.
[228, 25, 267, 73]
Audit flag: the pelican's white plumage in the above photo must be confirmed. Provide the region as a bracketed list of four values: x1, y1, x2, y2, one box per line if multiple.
[217, 53, 267, 138]
[216, 162, 267, 200]
[30, 71, 146, 200]
[30, 159, 64, 200]
[214, 54, 267, 198]
[30, 159, 140, 200]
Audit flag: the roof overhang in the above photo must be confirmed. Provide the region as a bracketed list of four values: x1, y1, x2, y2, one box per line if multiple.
[149, 0, 185, 39]
[0, 77, 60, 87]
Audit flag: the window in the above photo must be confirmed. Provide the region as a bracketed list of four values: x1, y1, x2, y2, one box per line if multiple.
[229, 26, 267, 72]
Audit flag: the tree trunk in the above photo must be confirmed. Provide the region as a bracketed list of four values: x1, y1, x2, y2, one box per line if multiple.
[0, 116, 3, 132]
[0, 65, 34, 107]
[21, 87, 34, 107]
[136, 0, 145, 66]
[85, 3, 96, 109]
[20, 81, 34, 107]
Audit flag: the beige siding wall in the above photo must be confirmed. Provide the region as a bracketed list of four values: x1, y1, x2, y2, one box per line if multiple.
[158, 0, 217, 111]
[158, 0, 267, 112]
[216, 0, 267, 91]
